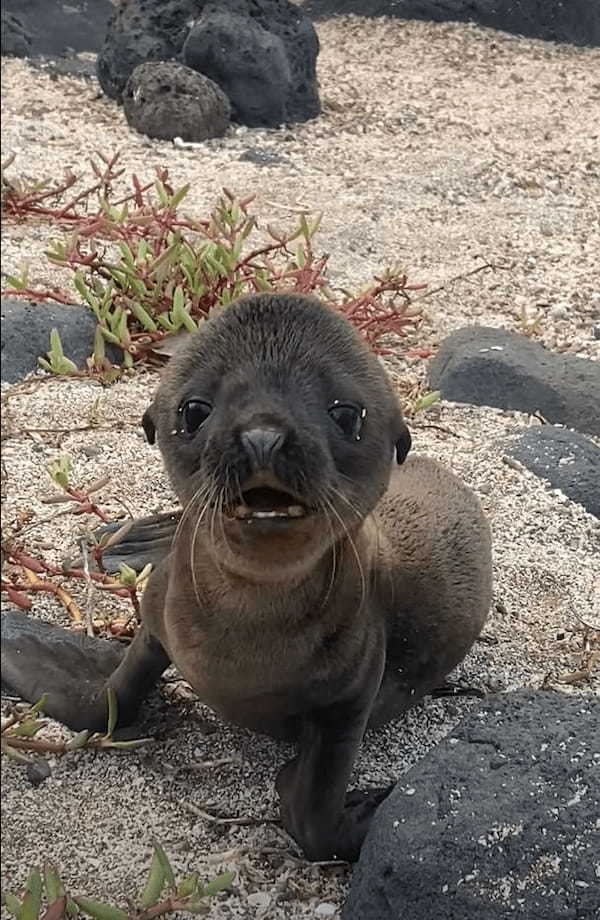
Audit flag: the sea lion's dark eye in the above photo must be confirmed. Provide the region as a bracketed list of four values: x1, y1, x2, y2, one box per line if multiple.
[180, 400, 212, 435]
[328, 402, 365, 441]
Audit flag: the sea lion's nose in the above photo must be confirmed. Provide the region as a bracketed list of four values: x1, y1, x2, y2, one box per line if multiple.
[241, 428, 285, 470]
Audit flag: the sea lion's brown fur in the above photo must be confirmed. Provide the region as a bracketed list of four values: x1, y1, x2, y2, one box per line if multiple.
[1, 293, 492, 861]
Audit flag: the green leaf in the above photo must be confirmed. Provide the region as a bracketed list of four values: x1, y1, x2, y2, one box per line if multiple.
[49, 328, 65, 359]
[3, 893, 23, 917]
[179, 311, 197, 333]
[172, 286, 185, 315]
[47, 456, 72, 490]
[58, 357, 79, 375]
[309, 213, 323, 238]
[295, 244, 306, 268]
[19, 870, 43, 920]
[99, 328, 121, 346]
[127, 277, 148, 298]
[177, 876, 199, 898]
[41, 331, 79, 375]
[155, 182, 169, 207]
[116, 310, 129, 346]
[299, 214, 310, 240]
[4, 274, 27, 290]
[413, 390, 441, 414]
[92, 328, 106, 366]
[138, 849, 166, 908]
[152, 842, 176, 891]
[186, 901, 210, 915]
[148, 242, 179, 276]
[12, 719, 45, 738]
[254, 273, 272, 292]
[73, 272, 90, 299]
[128, 301, 157, 333]
[169, 184, 191, 209]
[44, 866, 65, 902]
[118, 563, 137, 588]
[100, 737, 152, 750]
[64, 730, 91, 751]
[30, 695, 49, 716]
[2, 743, 33, 764]
[201, 872, 234, 898]
[156, 314, 176, 331]
[239, 216, 257, 240]
[118, 243, 135, 268]
[105, 687, 118, 738]
[108, 306, 123, 333]
[72, 898, 128, 920]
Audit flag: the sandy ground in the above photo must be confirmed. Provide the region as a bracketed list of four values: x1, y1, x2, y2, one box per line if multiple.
[1, 12, 599, 915]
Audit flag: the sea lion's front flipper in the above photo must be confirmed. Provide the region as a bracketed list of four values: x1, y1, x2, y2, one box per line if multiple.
[66, 511, 182, 575]
[275, 650, 389, 863]
[1, 611, 170, 733]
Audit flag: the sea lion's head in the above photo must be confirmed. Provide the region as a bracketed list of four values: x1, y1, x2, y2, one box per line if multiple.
[143, 293, 410, 582]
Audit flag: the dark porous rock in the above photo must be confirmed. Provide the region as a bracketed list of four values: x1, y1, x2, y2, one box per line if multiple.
[2, 0, 113, 58]
[344, 691, 600, 920]
[508, 426, 600, 518]
[1, 10, 31, 57]
[239, 148, 289, 166]
[428, 327, 600, 437]
[0, 299, 119, 383]
[98, 0, 320, 124]
[97, 0, 198, 101]
[183, 0, 320, 127]
[123, 61, 230, 142]
[302, 1, 600, 47]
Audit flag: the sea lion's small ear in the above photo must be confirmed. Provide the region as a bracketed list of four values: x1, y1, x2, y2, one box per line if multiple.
[395, 420, 411, 465]
[142, 405, 156, 445]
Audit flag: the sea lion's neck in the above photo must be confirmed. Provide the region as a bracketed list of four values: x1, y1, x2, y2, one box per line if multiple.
[180, 519, 379, 631]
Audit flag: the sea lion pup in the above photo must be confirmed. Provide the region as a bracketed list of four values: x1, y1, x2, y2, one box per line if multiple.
[1, 293, 492, 862]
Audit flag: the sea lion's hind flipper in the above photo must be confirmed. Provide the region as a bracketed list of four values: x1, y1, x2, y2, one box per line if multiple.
[1, 611, 169, 733]
[66, 511, 182, 575]
[1, 610, 125, 731]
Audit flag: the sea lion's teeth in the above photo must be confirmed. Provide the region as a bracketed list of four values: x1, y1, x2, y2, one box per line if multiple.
[251, 510, 284, 518]
[233, 505, 252, 519]
[287, 505, 306, 518]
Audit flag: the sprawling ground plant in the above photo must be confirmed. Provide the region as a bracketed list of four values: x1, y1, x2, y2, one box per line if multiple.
[1, 837, 234, 918]
[2, 153, 426, 374]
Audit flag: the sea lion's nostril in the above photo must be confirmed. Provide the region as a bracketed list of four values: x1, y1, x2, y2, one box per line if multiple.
[241, 427, 285, 470]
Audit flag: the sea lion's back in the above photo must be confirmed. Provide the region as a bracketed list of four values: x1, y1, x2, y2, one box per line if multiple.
[376, 455, 493, 623]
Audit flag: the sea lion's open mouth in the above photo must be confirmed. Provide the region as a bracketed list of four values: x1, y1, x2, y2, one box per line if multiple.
[231, 487, 308, 521]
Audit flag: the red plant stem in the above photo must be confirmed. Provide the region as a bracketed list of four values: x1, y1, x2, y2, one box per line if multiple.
[0, 287, 73, 304]
[128, 588, 141, 620]
[2, 581, 131, 600]
[66, 488, 112, 523]
[3, 175, 77, 211]
[54, 155, 123, 219]
[2, 736, 70, 754]
[5, 547, 116, 587]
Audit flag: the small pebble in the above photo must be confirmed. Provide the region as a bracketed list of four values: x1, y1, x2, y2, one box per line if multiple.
[26, 759, 51, 787]
[315, 904, 338, 917]
[81, 445, 102, 459]
[247, 892, 271, 909]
